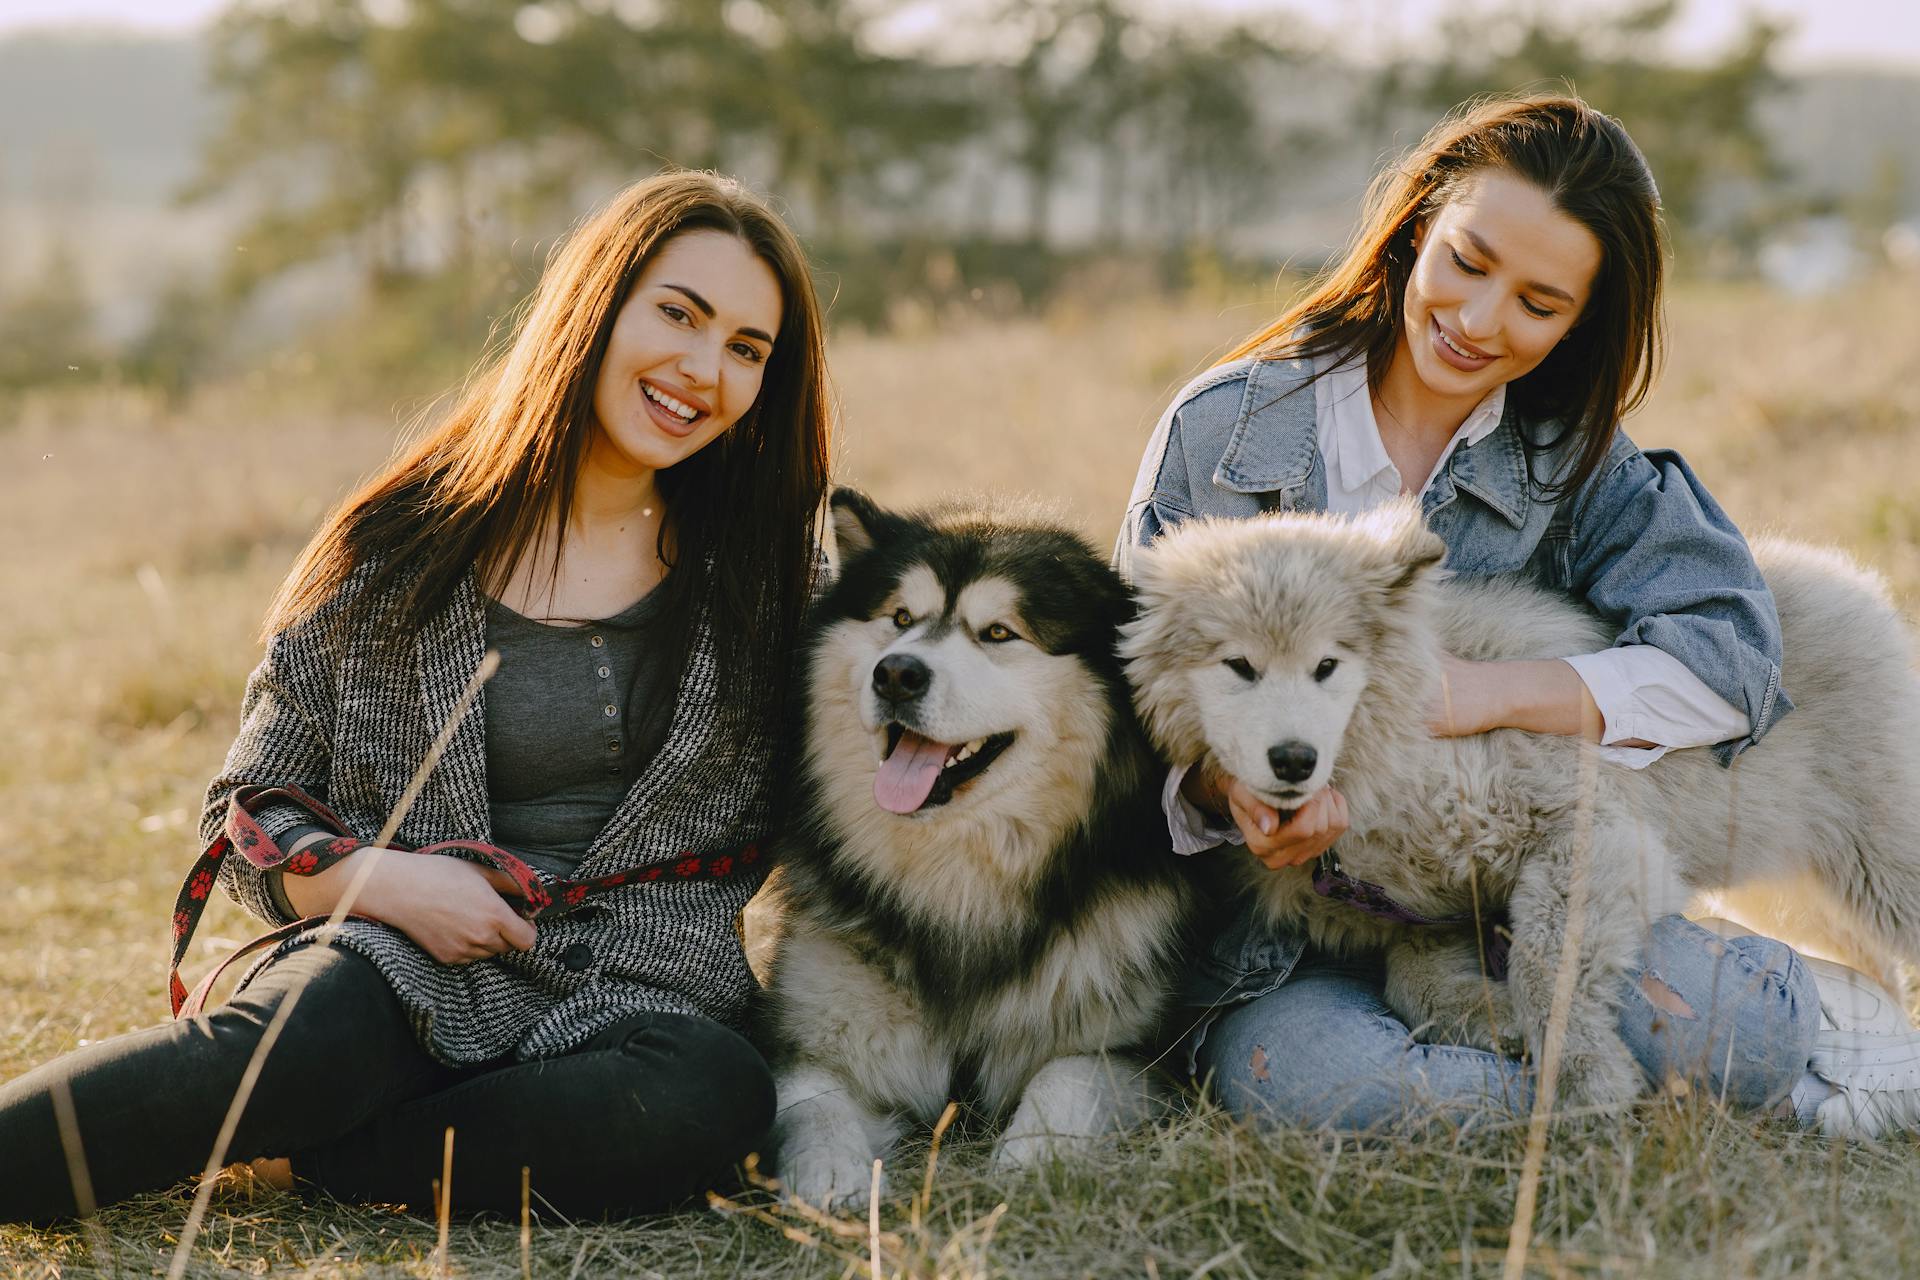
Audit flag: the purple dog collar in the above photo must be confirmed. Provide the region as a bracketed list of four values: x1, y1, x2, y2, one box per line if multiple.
[1311, 850, 1511, 979]
[1311, 850, 1474, 926]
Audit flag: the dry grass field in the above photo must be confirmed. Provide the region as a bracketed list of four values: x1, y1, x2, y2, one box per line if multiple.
[3, 279, 1920, 1277]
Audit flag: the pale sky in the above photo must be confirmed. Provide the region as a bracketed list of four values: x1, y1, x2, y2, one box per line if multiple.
[3, 0, 1917, 71]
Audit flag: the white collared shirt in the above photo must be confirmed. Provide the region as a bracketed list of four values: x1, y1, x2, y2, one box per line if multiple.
[1161, 354, 1751, 854]
[1316, 355, 1507, 514]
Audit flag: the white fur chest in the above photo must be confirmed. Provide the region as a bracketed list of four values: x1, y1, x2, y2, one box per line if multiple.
[955, 885, 1183, 1112]
[1251, 732, 1595, 951]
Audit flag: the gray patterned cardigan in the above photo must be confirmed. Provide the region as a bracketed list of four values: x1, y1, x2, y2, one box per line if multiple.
[199, 568, 776, 1065]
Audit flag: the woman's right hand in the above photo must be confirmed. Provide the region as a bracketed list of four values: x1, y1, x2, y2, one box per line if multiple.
[1186, 762, 1350, 871]
[282, 849, 537, 965]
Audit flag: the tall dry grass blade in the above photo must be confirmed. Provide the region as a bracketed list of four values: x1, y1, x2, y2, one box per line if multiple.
[436, 1126, 455, 1278]
[708, 1190, 853, 1261]
[868, 1158, 883, 1279]
[49, 1078, 110, 1270]
[49, 1078, 97, 1217]
[521, 1164, 532, 1280]
[165, 651, 500, 1280]
[1503, 732, 1601, 1280]
[913, 1100, 959, 1233]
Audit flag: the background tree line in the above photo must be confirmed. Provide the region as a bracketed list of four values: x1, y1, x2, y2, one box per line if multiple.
[0, 0, 1834, 400]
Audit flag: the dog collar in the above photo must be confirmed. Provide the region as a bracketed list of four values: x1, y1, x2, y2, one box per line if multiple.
[1311, 850, 1509, 978]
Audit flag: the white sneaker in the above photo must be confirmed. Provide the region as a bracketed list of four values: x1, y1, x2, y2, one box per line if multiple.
[1806, 955, 1910, 1034]
[1803, 955, 1920, 1139]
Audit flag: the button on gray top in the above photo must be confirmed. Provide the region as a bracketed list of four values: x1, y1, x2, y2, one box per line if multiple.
[483, 589, 673, 877]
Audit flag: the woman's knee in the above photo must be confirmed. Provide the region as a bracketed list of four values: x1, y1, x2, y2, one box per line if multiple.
[1197, 982, 1516, 1132]
[1624, 917, 1818, 1109]
[590, 1012, 776, 1156]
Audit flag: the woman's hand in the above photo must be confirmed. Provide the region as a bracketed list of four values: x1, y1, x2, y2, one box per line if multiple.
[1185, 761, 1349, 871]
[283, 849, 537, 965]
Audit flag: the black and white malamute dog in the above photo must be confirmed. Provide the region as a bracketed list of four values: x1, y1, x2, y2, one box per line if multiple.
[757, 490, 1197, 1209]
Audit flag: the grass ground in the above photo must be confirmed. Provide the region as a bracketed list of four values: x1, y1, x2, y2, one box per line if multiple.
[3, 279, 1919, 1276]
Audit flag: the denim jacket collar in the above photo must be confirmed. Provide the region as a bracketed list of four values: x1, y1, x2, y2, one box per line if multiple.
[1214, 356, 1318, 498]
[1214, 356, 1534, 529]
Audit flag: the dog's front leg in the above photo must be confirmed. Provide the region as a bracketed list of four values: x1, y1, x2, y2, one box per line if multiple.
[1505, 826, 1653, 1113]
[770, 1064, 905, 1211]
[990, 1053, 1160, 1171]
[1384, 930, 1524, 1056]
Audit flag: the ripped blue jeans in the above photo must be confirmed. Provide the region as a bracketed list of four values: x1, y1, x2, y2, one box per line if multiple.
[1193, 915, 1819, 1130]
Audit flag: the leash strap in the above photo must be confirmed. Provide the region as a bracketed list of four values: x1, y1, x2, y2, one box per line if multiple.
[168, 784, 761, 1017]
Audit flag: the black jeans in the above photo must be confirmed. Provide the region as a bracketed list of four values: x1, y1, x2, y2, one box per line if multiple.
[0, 945, 775, 1224]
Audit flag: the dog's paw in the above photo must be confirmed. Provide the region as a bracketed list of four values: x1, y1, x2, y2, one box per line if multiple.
[1410, 988, 1527, 1057]
[989, 1128, 1088, 1172]
[1554, 1042, 1644, 1113]
[777, 1143, 882, 1213]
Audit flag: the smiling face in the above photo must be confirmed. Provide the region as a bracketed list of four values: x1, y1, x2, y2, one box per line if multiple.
[588, 228, 783, 477]
[1397, 168, 1602, 412]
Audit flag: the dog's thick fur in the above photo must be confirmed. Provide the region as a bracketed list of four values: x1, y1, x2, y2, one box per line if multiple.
[757, 490, 1197, 1208]
[1122, 503, 1920, 1109]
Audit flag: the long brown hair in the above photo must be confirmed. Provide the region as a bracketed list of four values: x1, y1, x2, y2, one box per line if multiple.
[266, 171, 832, 713]
[1226, 94, 1666, 498]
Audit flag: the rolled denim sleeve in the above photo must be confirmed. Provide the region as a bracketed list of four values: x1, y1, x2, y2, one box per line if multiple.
[1567, 445, 1791, 761]
[1113, 403, 1198, 580]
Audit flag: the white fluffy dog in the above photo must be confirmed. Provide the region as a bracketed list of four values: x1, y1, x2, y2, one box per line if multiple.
[1121, 503, 1920, 1109]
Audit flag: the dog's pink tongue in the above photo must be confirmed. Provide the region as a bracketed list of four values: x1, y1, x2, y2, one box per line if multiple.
[874, 730, 951, 814]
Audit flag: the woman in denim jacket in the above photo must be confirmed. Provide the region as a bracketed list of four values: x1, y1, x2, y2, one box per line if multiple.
[1116, 95, 1918, 1135]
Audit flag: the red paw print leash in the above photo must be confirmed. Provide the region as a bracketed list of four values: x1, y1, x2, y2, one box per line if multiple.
[166, 784, 761, 1017]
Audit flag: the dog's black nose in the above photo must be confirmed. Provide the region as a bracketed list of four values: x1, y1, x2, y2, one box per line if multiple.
[1267, 740, 1318, 784]
[873, 654, 931, 702]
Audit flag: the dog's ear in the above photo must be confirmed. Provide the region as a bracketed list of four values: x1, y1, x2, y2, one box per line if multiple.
[829, 488, 900, 564]
[1116, 536, 1172, 609]
[1362, 502, 1446, 593]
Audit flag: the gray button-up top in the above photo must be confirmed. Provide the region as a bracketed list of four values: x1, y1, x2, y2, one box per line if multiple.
[201, 567, 775, 1065]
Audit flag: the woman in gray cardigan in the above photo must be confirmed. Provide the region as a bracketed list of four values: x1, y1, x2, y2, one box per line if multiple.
[0, 172, 832, 1222]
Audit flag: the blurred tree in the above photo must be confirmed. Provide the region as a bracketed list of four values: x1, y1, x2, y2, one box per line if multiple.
[189, 0, 977, 287]
[1849, 150, 1908, 239]
[752, 0, 978, 238]
[121, 273, 233, 408]
[989, 0, 1316, 248]
[1408, 0, 1786, 241]
[996, 0, 1085, 243]
[1135, 19, 1315, 247]
[0, 242, 96, 391]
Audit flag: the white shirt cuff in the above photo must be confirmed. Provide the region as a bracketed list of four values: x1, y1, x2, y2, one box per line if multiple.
[1562, 647, 1753, 771]
[1162, 763, 1244, 855]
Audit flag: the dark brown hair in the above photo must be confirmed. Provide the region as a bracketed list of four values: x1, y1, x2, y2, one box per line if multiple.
[1225, 94, 1666, 498]
[266, 171, 832, 715]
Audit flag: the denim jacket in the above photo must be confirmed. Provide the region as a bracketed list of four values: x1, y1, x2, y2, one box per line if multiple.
[1114, 356, 1791, 1008]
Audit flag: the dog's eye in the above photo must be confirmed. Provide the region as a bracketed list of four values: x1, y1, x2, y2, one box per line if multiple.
[1223, 656, 1257, 681]
[982, 623, 1018, 644]
[1314, 657, 1340, 682]
[891, 607, 914, 629]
